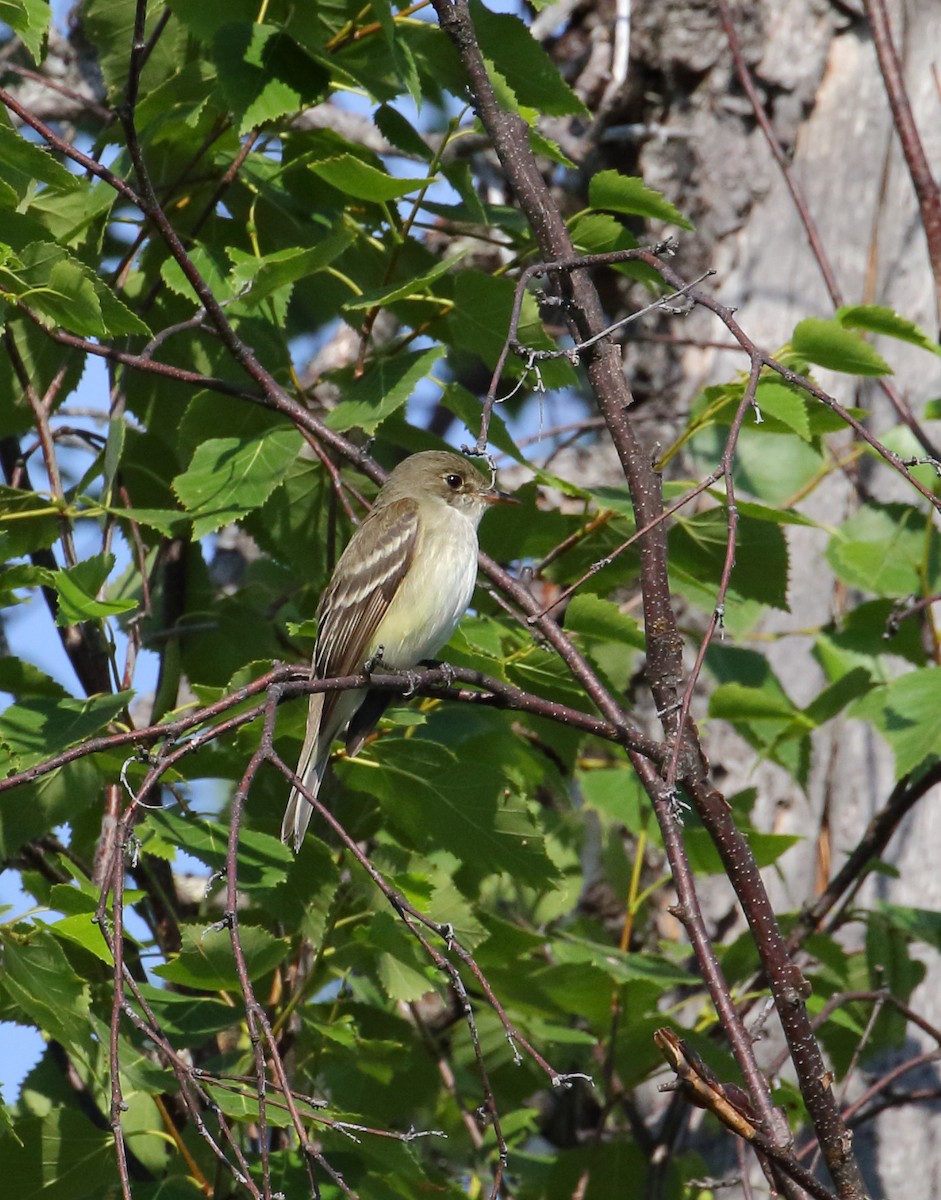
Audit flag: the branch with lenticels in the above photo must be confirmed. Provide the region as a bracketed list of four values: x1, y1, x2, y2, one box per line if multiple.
[429, 1, 870, 1196]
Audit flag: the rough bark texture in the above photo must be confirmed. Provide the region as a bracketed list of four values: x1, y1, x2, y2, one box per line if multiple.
[545, 0, 941, 1193]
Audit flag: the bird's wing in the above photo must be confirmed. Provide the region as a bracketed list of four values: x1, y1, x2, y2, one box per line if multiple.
[314, 495, 421, 679]
[283, 497, 420, 851]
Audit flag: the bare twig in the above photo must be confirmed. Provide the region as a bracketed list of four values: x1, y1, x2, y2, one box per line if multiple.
[863, 0, 941, 323]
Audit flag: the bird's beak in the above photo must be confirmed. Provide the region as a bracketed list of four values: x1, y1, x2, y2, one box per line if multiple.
[483, 488, 519, 506]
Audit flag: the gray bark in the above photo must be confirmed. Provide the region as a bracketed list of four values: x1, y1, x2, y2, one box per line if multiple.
[545, 0, 941, 1193]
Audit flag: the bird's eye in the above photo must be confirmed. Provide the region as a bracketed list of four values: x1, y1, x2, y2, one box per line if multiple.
[445, 473, 463, 490]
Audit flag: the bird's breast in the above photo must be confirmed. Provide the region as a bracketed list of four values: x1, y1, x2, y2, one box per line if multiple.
[367, 507, 478, 668]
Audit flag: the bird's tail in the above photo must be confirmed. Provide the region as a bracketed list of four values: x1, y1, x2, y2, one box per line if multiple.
[281, 766, 325, 852]
[282, 691, 328, 852]
[282, 687, 365, 852]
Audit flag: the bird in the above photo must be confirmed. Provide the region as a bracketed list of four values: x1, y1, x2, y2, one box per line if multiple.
[282, 450, 507, 851]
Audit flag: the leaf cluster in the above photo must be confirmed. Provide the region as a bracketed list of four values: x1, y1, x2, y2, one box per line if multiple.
[1, 0, 940, 1198]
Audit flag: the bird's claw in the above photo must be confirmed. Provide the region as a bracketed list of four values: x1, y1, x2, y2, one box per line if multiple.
[364, 645, 385, 674]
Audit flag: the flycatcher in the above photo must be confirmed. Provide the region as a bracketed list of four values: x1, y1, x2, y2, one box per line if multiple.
[283, 450, 506, 850]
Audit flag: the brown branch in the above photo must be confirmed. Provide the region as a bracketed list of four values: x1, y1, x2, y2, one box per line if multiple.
[495, 248, 941, 515]
[634, 758, 798, 1200]
[219, 687, 525, 1200]
[791, 762, 941, 945]
[717, 0, 941, 458]
[427, 4, 870, 1194]
[0, 662, 664, 798]
[863, 0, 941, 324]
[101, 819, 133, 1200]
[714, 0, 842, 308]
[113, 966, 266, 1194]
[664, 357, 762, 791]
[426, 2, 810, 1190]
[656, 1028, 839, 1200]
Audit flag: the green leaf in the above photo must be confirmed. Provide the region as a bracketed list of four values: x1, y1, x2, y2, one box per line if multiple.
[0, 691, 130, 764]
[0, 318, 85, 434]
[565, 592, 644, 689]
[310, 154, 434, 202]
[0, 929, 92, 1061]
[51, 553, 137, 625]
[0, 1096, 15, 1142]
[82, 0, 183, 98]
[0, 485, 60, 556]
[685, 827, 801, 873]
[51, 912, 114, 965]
[100, 504, 187, 536]
[791, 318, 892, 376]
[568, 212, 657, 283]
[0, 1110, 117, 1199]
[370, 0, 421, 105]
[670, 508, 790, 610]
[0, 242, 150, 337]
[161, 0, 256, 43]
[0, 657, 68, 700]
[470, 0, 587, 117]
[438, 381, 525, 462]
[326, 347, 443, 433]
[213, 23, 329, 134]
[153, 923, 290, 989]
[707, 647, 811, 781]
[837, 305, 941, 358]
[578, 766, 650, 833]
[753, 380, 812, 440]
[0, 125, 78, 199]
[373, 104, 433, 161]
[588, 170, 694, 230]
[825, 503, 934, 598]
[342, 252, 464, 311]
[172, 426, 300, 538]
[551, 936, 698, 987]
[159, 245, 233, 304]
[710, 680, 803, 722]
[130, 985, 237, 1048]
[228, 229, 355, 306]
[269, 833, 342, 948]
[815, 599, 926, 679]
[566, 593, 645, 648]
[725, 423, 826, 505]
[439, 162, 488, 225]
[447, 270, 576, 387]
[851, 667, 941, 778]
[867, 912, 923, 1041]
[0, 758, 103, 859]
[726, 498, 817, 528]
[365, 912, 436, 1003]
[348, 738, 547, 886]
[102, 417, 125, 496]
[528, 125, 575, 168]
[26, 178, 116, 252]
[877, 903, 941, 951]
[0, 0, 50, 62]
[802, 666, 872, 727]
[144, 809, 292, 892]
[0, 562, 53, 608]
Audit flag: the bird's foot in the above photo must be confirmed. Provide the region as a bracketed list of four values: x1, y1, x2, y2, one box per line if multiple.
[419, 657, 455, 686]
[364, 645, 385, 674]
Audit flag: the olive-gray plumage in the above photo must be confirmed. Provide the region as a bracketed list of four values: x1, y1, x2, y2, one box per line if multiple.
[283, 451, 500, 850]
